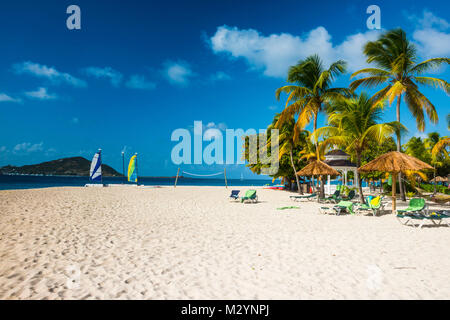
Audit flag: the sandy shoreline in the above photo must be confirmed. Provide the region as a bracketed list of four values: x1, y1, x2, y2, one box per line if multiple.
[0, 186, 449, 299]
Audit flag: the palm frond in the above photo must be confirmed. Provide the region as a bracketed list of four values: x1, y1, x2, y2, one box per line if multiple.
[404, 90, 426, 131]
[351, 68, 390, 78]
[310, 126, 340, 142]
[432, 137, 450, 157]
[413, 76, 450, 94]
[369, 85, 391, 106]
[408, 87, 439, 125]
[410, 58, 450, 74]
[385, 81, 405, 105]
[362, 123, 398, 145]
[349, 76, 389, 90]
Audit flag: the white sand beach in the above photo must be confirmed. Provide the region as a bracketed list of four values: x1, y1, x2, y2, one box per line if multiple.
[0, 186, 449, 300]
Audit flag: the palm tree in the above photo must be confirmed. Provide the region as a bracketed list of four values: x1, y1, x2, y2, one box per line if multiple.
[312, 93, 405, 203]
[275, 54, 348, 138]
[298, 131, 329, 192]
[431, 135, 450, 186]
[266, 114, 308, 194]
[350, 28, 450, 200]
[432, 137, 450, 158]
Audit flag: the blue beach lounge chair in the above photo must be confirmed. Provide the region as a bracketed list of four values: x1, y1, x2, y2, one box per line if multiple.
[229, 190, 240, 201]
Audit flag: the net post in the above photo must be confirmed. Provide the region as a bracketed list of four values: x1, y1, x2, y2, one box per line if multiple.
[224, 168, 228, 189]
[174, 167, 180, 188]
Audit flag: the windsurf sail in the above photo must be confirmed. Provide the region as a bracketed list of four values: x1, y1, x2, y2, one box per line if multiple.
[90, 150, 102, 182]
[128, 154, 138, 183]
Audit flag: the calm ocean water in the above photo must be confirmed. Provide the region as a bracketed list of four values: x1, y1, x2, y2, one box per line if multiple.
[0, 175, 279, 190]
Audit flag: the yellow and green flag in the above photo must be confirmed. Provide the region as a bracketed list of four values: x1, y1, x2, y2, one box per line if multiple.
[128, 155, 137, 183]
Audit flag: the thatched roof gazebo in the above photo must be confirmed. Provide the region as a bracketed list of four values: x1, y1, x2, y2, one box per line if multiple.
[359, 151, 433, 213]
[324, 149, 357, 194]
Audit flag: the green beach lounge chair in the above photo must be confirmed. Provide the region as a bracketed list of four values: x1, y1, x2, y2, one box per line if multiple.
[341, 190, 356, 201]
[290, 193, 317, 202]
[333, 200, 355, 215]
[355, 196, 384, 216]
[397, 198, 427, 215]
[322, 190, 340, 203]
[318, 206, 338, 215]
[241, 190, 258, 203]
[396, 211, 450, 229]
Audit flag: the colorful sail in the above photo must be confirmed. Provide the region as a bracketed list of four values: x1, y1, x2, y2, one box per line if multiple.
[90, 150, 102, 182]
[128, 154, 137, 183]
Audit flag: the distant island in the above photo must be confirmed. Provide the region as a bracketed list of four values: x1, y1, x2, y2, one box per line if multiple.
[0, 157, 122, 177]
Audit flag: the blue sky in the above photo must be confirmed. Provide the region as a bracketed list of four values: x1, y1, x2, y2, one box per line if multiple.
[0, 0, 449, 178]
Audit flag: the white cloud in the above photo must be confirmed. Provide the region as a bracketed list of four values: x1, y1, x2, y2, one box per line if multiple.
[414, 29, 450, 57]
[268, 105, 278, 111]
[72, 117, 79, 124]
[164, 61, 194, 85]
[83, 66, 123, 87]
[125, 75, 156, 90]
[209, 71, 231, 82]
[0, 93, 21, 103]
[417, 10, 450, 30]
[209, 25, 380, 77]
[13, 142, 44, 153]
[25, 87, 58, 100]
[13, 61, 86, 87]
[208, 12, 448, 79]
[334, 31, 380, 73]
[411, 11, 450, 58]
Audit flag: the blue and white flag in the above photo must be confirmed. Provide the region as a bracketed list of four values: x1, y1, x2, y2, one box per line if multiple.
[90, 150, 102, 182]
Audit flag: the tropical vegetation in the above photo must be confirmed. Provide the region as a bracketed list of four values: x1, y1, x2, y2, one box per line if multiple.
[312, 93, 405, 202]
[244, 28, 449, 198]
[350, 28, 449, 200]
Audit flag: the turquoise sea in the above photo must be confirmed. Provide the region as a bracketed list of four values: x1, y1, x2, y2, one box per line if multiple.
[0, 175, 279, 190]
[0, 174, 369, 191]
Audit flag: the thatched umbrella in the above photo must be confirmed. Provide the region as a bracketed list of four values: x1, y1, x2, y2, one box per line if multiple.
[430, 176, 447, 183]
[297, 160, 339, 200]
[359, 151, 433, 213]
[297, 160, 339, 176]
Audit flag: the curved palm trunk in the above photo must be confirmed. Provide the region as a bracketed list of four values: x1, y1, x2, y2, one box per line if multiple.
[356, 153, 365, 204]
[433, 167, 437, 194]
[312, 112, 319, 194]
[313, 113, 318, 132]
[289, 149, 303, 194]
[396, 96, 406, 202]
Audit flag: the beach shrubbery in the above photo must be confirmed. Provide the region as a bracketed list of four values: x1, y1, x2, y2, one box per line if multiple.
[420, 183, 450, 195]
